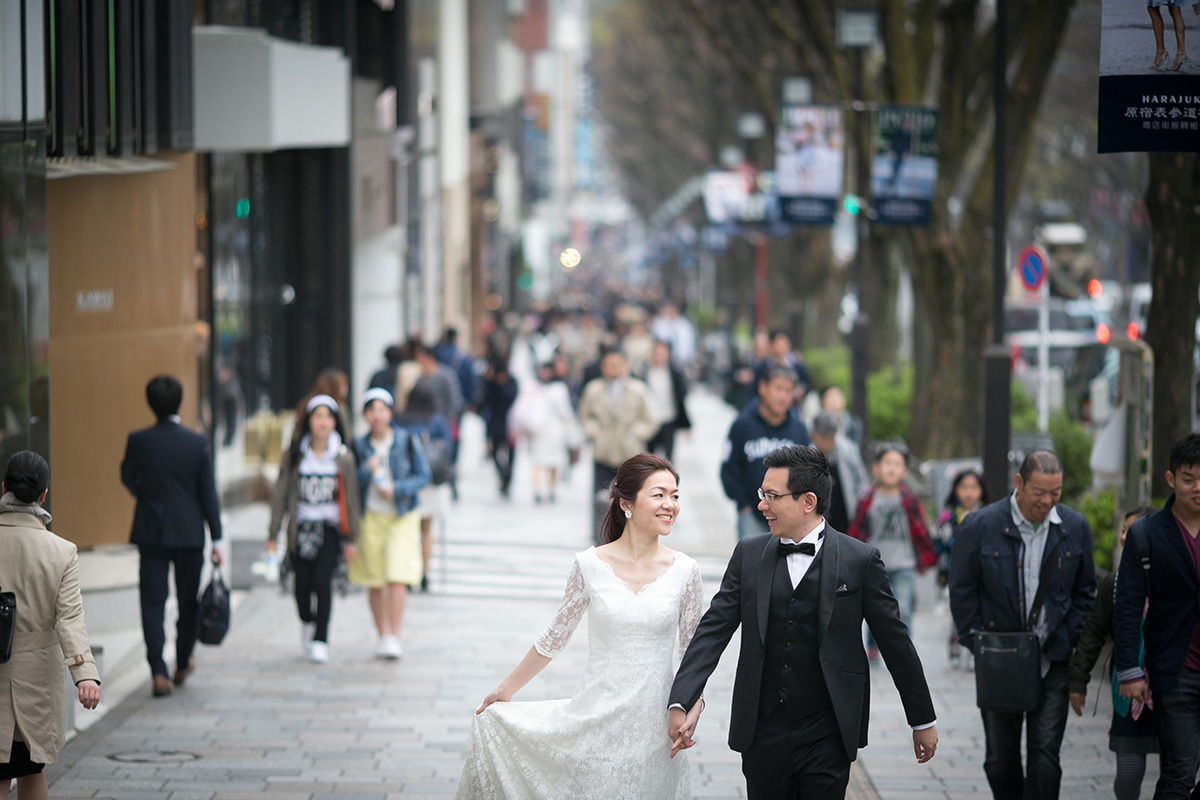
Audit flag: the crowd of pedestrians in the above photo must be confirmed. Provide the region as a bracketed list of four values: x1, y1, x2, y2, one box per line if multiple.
[11, 291, 1200, 800]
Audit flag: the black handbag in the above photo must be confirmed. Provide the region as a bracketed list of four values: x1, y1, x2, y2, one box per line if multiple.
[0, 588, 13, 664]
[974, 543, 1059, 713]
[196, 562, 230, 646]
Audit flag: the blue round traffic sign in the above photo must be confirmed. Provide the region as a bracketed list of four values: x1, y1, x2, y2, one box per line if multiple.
[1016, 244, 1049, 292]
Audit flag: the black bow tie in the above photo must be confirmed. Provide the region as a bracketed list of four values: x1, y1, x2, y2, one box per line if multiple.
[777, 542, 815, 557]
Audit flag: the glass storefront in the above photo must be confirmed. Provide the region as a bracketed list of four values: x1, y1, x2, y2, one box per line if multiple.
[0, 137, 51, 486]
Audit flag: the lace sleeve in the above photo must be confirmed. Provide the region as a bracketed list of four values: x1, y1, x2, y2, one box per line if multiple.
[533, 558, 590, 658]
[678, 560, 705, 659]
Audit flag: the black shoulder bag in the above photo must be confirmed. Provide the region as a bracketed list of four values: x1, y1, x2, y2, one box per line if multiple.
[974, 542, 1059, 713]
[0, 586, 15, 663]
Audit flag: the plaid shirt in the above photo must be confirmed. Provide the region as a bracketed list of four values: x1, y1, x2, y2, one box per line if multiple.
[847, 484, 938, 573]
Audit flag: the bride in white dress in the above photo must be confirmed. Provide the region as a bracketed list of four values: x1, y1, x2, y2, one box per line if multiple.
[456, 453, 706, 800]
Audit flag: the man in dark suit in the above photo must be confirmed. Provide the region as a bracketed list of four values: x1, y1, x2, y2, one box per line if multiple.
[1115, 433, 1200, 800]
[121, 375, 223, 698]
[669, 444, 937, 798]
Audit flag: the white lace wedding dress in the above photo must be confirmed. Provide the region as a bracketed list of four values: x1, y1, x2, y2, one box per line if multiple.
[456, 546, 704, 800]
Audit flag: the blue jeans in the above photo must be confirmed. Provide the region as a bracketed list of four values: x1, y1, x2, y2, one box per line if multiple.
[980, 659, 1071, 800]
[865, 567, 915, 652]
[737, 509, 769, 540]
[1153, 666, 1200, 799]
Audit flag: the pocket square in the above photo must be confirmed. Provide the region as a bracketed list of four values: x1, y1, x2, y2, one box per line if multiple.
[836, 584, 849, 593]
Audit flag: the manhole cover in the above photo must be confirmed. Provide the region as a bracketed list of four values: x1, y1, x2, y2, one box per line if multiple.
[107, 751, 200, 764]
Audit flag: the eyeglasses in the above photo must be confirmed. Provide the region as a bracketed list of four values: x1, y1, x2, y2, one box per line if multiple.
[757, 488, 800, 504]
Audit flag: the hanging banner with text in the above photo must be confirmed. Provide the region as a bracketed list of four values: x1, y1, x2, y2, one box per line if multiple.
[871, 106, 938, 224]
[775, 104, 844, 224]
[1098, 0, 1200, 153]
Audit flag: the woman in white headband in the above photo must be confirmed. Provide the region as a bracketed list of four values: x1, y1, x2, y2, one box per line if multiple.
[349, 388, 431, 659]
[266, 394, 361, 663]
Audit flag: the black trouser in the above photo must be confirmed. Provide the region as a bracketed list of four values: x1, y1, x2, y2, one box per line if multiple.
[490, 436, 515, 494]
[292, 523, 341, 643]
[742, 705, 851, 799]
[647, 421, 680, 463]
[138, 545, 204, 678]
[980, 659, 1071, 800]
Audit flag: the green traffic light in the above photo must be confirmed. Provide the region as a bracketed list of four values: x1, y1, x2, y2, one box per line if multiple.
[516, 273, 534, 291]
[235, 199, 250, 219]
[843, 194, 861, 215]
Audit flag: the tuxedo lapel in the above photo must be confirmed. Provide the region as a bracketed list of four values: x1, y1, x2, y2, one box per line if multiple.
[757, 536, 777, 647]
[817, 530, 840, 647]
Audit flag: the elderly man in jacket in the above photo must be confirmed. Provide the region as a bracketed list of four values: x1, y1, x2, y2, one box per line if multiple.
[949, 450, 1095, 800]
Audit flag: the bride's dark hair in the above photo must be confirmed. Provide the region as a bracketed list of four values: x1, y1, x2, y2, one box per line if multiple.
[599, 453, 679, 544]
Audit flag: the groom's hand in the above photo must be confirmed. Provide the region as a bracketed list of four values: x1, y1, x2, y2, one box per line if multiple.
[913, 725, 938, 763]
[667, 708, 692, 758]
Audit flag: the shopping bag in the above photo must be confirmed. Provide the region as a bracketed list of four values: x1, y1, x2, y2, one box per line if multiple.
[197, 567, 231, 646]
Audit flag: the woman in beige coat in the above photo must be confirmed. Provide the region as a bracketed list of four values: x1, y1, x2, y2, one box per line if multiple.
[0, 451, 100, 800]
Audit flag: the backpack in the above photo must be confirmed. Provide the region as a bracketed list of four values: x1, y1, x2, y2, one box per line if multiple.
[421, 430, 453, 485]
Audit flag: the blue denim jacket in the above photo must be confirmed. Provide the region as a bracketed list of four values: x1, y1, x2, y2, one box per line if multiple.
[353, 425, 431, 517]
[949, 497, 1096, 663]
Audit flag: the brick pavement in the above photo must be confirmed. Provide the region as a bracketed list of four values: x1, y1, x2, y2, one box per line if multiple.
[35, 391, 1146, 799]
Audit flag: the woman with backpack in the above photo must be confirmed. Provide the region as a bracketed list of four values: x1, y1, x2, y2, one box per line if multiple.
[350, 388, 431, 658]
[266, 394, 361, 664]
[395, 383, 451, 592]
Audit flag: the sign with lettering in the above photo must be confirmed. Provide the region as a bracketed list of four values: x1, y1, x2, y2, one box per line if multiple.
[76, 289, 113, 313]
[1098, 0, 1200, 153]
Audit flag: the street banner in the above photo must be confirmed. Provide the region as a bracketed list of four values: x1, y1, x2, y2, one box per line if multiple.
[1098, 0, 1200, 153]
[776, 104, 844, 224]
[702, 168, 779, 226]
[871, 106, 938, 224]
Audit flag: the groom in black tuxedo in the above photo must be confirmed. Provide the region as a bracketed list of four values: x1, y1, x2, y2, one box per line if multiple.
[669, 444, 937, 798]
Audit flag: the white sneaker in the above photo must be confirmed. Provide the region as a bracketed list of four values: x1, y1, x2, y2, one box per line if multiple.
[377, 635, 402, 660]
[301, 622, 316, 652]
[309, 640, 330, 663]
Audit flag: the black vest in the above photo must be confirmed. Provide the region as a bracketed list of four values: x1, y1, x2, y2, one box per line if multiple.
[759, 547, 836, 737]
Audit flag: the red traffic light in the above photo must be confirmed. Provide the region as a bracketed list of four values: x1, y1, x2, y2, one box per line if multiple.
[1127, 322, 1139, 340]
[1096, 323, 1111, 344]
[1087, 279, 1103, 298]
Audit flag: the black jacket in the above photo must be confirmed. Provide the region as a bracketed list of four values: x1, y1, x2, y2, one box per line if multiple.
[1114, 496, 1199, 694]
[121, 420, 222, 549]
[670, 529, 935, 759]
[949, 496, 1095, 662]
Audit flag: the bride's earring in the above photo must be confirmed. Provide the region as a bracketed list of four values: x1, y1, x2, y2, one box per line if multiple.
[624, 509, 632, 519]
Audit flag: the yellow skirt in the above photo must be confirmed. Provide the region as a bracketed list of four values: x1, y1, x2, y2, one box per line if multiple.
[349, 509, 423, 588]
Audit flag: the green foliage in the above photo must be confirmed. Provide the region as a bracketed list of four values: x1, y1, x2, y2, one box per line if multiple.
[1050, 408, 1093, 503]
[1011, 384, 1039, 432]
[1078, 488, 1116, 573]
[803, 346, 850, 394]
[867, 363, 913, 442]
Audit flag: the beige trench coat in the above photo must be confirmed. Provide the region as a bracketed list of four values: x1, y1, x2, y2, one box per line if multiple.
[0, 507, 99, 765]
[577, 376, 661, 468]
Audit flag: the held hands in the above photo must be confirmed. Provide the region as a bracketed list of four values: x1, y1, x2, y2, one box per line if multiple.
[1120, 679, 1150, 704]
[476, 687, 513, 715]
[668, 699, 704, 758]
[912, 726, 938, 763]
[1070, 692, 1086, 716]
[77, 679, 100, 710]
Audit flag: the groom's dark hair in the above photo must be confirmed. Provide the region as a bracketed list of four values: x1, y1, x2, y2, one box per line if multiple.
[762, 445, 832, 515]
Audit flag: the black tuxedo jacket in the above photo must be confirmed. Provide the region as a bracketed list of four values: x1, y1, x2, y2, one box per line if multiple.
[121, 420, 222, 549]
[670, 527, 935, 760]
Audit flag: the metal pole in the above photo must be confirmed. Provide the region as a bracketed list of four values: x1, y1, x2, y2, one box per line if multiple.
[754, 232, 768, 328]
[849, 49, 870, 443]
[981, 0, 1012, 499]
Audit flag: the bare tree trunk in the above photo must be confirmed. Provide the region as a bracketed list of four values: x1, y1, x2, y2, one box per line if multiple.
[1144, 153, 1200, 497]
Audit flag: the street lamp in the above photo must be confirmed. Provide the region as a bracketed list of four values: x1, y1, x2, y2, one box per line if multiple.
[737, 112, 769, 330]
[782, 76, 813, 106]
[837, 6, 879, 453]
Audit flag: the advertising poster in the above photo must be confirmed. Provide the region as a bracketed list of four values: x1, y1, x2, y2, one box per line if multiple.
[1098, 0, 1200, 153]
[871, 106, 938, 224]
[775, 104, 844, 224]
[702, 168, 778, 226]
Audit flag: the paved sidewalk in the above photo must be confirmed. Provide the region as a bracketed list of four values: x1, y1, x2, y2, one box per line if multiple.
[35, 391, 1147, 799]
